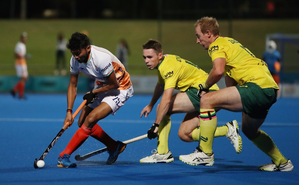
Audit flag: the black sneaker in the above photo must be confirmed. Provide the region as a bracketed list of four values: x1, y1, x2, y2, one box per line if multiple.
[106, 141, 126, 165]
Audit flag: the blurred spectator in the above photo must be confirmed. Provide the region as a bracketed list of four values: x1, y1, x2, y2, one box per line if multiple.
[263, 40, 281, 96]
[115, 38, 130, 70]
[54, 32, 67, 76]
[11, 32, 30, 99]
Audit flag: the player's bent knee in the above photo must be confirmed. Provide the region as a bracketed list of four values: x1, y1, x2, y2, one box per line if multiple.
[178, 131, 192, 142]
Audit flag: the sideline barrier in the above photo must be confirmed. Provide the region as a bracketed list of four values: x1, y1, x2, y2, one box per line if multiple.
[1, 75, 299, 97]
[0, 76, 89, 93]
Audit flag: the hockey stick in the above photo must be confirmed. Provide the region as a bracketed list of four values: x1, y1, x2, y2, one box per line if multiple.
[75, 133, 148, 161]
[33, 100, 86, 169]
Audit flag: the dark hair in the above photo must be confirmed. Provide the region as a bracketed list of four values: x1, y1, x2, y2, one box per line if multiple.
[142, 39, 163, 53]
[67, 32, 90, 50]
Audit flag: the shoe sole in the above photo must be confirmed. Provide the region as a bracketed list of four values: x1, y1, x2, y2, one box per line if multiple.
[179, 156, 214, 166]
[259, 160, 294, 172]
[259, 167, 294, 172]
[57, 164, 77, 168]
[140, 158, 174, 163]
[229, 120, 243, 154]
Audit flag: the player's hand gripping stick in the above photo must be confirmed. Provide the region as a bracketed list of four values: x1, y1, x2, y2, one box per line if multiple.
[33, 100, 86, 169]
[147, 123, 159, 139]
[83, 90, 96, 105]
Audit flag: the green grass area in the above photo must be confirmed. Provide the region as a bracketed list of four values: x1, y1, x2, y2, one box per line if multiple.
[1, 19, 299, 76]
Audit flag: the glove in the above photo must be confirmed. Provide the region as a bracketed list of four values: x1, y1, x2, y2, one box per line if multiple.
[83, 90, 96, 105]
[197, 83, 209, 98]
[147, 123, 159, 139]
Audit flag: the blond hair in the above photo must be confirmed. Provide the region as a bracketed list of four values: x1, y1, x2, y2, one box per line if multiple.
[194, 17, 220, 36]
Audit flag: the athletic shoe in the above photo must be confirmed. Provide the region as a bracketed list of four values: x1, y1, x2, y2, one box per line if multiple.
[106, 141, 126, 165]
[57, 154, 77, 168]
[258, 159, 294, 172]
[140, 149, 174, 163]
[226, 120, 242, 154]
[179, 148, 214, 166]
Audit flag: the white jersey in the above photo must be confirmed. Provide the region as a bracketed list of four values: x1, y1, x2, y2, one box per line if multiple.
[70, 45, 132, 90]
[15, 42, 26, 57]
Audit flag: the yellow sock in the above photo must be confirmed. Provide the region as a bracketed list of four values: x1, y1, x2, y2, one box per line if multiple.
[191, 127, 200, 141]
[215, 125, 228, 137]
[191, 125, 227, 141]
[157, 115, 171, 154]
[199, 109, 217, 155]
[252, 130, 287, 166]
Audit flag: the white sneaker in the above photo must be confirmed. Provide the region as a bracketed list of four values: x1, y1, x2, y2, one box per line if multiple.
[179, 148, 214, 166]
[140, 149, 174, 163]
[226, 120, 242, 154]
[259, 159, 294, 172]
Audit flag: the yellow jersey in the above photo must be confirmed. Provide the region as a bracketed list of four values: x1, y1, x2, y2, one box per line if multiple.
[157, 54, 219, 91]
[208, 37, 279, 89]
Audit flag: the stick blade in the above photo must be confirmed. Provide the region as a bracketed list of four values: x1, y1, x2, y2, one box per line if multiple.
[75, 154, 83, 161]
[33, 158, 38, 169]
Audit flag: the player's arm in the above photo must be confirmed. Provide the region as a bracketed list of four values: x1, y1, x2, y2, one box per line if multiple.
[93, 70, 119, 93]
[140, 83, 164, 118]
[147, 87, 174, 139]
[199, 57, 226, 96]
[64, 74, 79, 128]
[83, 70, 119, 105]
[155, 87, 173, 124]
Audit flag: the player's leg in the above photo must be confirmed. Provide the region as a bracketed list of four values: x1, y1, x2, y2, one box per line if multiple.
[180, 87, 242, 166]
[85, 102, 117, 148]
[242, 113, 293, 171]
[58, 105, 95, 167]
[92, 87, 133, 164]
[178, 111, 200, 142]
[239, 83, 292, 171]
[199, 87, 242, 152]
[11, 65, 24, 98]
[140, 113, 174, 163]
[178, 113, 240, 151]
[140, 92, 193, 163]
[18, 65, 28, 99]
[179, 87, 242, 152]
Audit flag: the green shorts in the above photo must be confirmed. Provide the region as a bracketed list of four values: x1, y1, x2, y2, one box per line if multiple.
[186, 87, 216, 112]
[236, 82, 277, 119]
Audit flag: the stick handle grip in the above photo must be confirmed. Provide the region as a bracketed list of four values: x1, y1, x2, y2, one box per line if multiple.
[123, 134, 148, 144]
[62, 100, 86, 130]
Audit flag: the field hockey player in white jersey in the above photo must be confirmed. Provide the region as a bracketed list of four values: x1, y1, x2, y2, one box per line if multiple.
[57, 32, 134, 168]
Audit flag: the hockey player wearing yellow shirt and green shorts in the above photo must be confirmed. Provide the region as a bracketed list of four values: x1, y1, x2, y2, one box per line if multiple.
[140, 39, 242, 163]
[179, 17, 293, 171]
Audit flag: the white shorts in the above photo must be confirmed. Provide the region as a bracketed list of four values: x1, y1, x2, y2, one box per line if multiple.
[15, 65, 28, 78]
[88, 85, 134, 115]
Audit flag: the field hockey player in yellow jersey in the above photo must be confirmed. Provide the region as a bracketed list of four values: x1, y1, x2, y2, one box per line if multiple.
[140, 39, 242, 163]
[179, 17, 293, 171]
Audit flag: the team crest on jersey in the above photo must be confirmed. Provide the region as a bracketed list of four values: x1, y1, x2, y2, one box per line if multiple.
[208, 45, 219, 55]
[164, 71, 173, 79]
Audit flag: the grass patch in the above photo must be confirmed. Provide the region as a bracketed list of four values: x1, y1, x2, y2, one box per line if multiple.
[1, 19, 299, 76]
